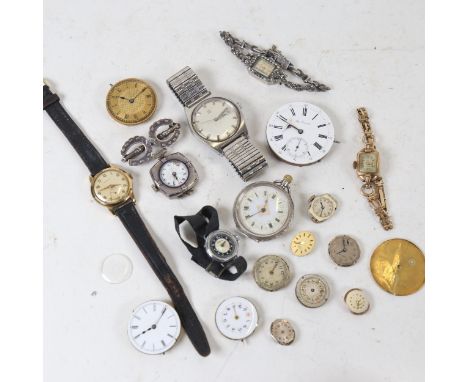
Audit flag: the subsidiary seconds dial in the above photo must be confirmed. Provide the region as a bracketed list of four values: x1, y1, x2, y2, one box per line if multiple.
[266, 102, 335, 165]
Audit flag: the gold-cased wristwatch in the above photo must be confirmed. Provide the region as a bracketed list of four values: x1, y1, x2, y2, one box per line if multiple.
[353, 107, 393, 230]
[90, 166, 135, 211]
[307, 193, 337, 223]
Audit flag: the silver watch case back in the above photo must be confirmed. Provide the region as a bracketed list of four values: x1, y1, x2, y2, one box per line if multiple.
[204, 229, 239, 263]
[149, 152, 198, 198]
[233, 180, 294, 242]
[185, 94, 248, 152]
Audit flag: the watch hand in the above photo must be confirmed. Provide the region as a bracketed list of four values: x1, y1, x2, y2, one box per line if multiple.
[270, 261, 279, 274]
[286, 124, 304, 134]
[131, 87, 147, 101]
[213, 107, 228, 121]
[172, 171, 179, 180]
[100, 184, 119, 191]
[111, 95, 131, 101]
[232, 305, 239, 320]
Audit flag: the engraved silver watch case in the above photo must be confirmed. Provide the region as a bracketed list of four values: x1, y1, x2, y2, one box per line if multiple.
[149, 150, 198, 198]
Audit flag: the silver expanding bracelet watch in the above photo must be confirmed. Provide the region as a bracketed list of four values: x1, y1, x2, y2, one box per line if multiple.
[219, 31, 330, 92]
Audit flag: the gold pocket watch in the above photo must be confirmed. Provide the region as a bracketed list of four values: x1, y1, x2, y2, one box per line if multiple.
[106, 78, 157, 125]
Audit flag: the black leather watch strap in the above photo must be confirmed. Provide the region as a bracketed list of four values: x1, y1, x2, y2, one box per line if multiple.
[115, 202, 210, 356]
[43, 84, 109, 176]
[174, 206, 247, 281]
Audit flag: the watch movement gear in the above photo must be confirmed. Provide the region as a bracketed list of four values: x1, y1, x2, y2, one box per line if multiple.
[174, 206, 247, 281]
[353, 107, 393, 230]
[167, 66, 268, 181]
[328, 235, 360, 267]
[253, 255, 291, 291]
[106, 78, 157, 125]
[220, 31, 330, 92]
[43, 83, 210, 357]
[307, 193, 337, 223]
[233, 175, 294, 241]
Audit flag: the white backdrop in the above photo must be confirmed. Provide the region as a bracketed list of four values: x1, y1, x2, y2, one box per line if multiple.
[44, 1, 424, 381]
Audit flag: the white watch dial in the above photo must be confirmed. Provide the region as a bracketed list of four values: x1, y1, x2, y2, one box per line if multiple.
[266, 102, 335, 165]
[344, 288, 370, 314]
[159, 159, 189, 188]
[127, 300, 181, 355]
[235, 183, 292, 240]
[215, 296, 258, 340]
[191, 97, 240, 142]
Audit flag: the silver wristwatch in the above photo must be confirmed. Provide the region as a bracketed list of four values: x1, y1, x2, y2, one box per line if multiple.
[149, 149, 198, 198]
[166, 66, 268, 181]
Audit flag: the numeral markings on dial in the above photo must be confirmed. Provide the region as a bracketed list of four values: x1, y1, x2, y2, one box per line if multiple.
[318, 134, 328, 139]
[274, 135, 283, 141]
[290, 108, 295, 116]
[314, 142, 323, 150]
[303, 106, 307, 116]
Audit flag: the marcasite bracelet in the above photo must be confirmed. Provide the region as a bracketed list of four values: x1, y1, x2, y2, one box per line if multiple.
[219, 31, 330, 92]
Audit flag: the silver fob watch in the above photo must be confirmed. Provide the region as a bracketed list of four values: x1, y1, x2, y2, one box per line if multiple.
[166, 66, 268, 181]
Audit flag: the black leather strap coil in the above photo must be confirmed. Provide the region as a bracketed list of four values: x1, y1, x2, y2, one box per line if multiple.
[43, 84, 109, 176]
[174, 206, 247, 281]
[115, 202, 211, 356]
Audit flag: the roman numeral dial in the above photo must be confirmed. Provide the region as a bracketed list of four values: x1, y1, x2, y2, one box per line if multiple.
[266, 102, 335, 165]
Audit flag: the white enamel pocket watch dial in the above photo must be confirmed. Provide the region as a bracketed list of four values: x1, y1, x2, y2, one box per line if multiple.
[253, 255, 291, 291]
[266, 102, 335, 166]
[215, 296, 258, 340]
[344, 288, 370, 314]
[233, 175, 294, 241]
[295, 274, 330, 308]
[127, 300, 181, 355]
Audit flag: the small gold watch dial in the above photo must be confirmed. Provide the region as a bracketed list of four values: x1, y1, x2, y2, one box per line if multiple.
[370, 239, 425, 296]
[106, 78, 157, 125]
[92, 168, 132, 206]
[253, 255, 291, 291]
[290, 231, 316, 257]
[270, 319, 295, 345]
[344, 289, 370, 314]
[358, 151, 379, 173]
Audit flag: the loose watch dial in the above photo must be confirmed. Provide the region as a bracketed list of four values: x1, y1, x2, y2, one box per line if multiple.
[215, 297, 258, 340]
[270, 319, 295, 345]
[266, 102, 335, 165]
[328, 235, 361, 267]
[308, 194, 337, 222]
[92, 167, 132, 206]
[253, 255, 291, 291]
[127, 300, 181, 355]
[106, 78, 157, 125]
[295, 274, 330, 308]
[344, 288, 370, 315]
[205, 230, 239, 263]
[290, 231, 316, 257]
[233, 180, 293, 241]
[191, 97, 241, 142]
[159, 160, 189, 188]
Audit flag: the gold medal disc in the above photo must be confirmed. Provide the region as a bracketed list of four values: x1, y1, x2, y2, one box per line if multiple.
[370, 238, 425, 296]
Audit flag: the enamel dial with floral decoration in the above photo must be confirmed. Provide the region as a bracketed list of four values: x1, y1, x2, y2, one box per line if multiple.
[215, 297, 258, 340]
[266, 102, 335, 165]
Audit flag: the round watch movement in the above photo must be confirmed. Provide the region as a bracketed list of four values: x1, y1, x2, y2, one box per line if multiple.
[295, 274, 330, 308]
[127, 300, 181, 355]
[344, 288, 370, 315]
[308, 193, 337, 223]
[290, 231, 316, 257]
[191, 97, 241, 143]
[233, 175, 294, 241]
[253, 255, 291, 291]
[270, 319, 295, 345]
[106, 78, 157, 125]
[205, 230, 239, 263]
[215, 296, 258, 340]
[328, 235, 361, 267]
[266, 102, 335, 166]
[91, 167, 133, 207]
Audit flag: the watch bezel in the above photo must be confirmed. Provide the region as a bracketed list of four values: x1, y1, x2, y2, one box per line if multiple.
[233, 180, 294, 242]
[90, 166, 134, 208]
[204, 229, 239, 263]
[149, 152, 198, 198]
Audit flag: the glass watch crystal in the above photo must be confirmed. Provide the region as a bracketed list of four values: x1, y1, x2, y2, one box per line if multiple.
[191, 97, 240, 142]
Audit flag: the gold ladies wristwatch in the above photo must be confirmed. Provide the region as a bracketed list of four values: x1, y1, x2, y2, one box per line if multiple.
[353, 107, 393, 230]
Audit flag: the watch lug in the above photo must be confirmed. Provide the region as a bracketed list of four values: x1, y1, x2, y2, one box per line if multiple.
[152, 184, 159, 192]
